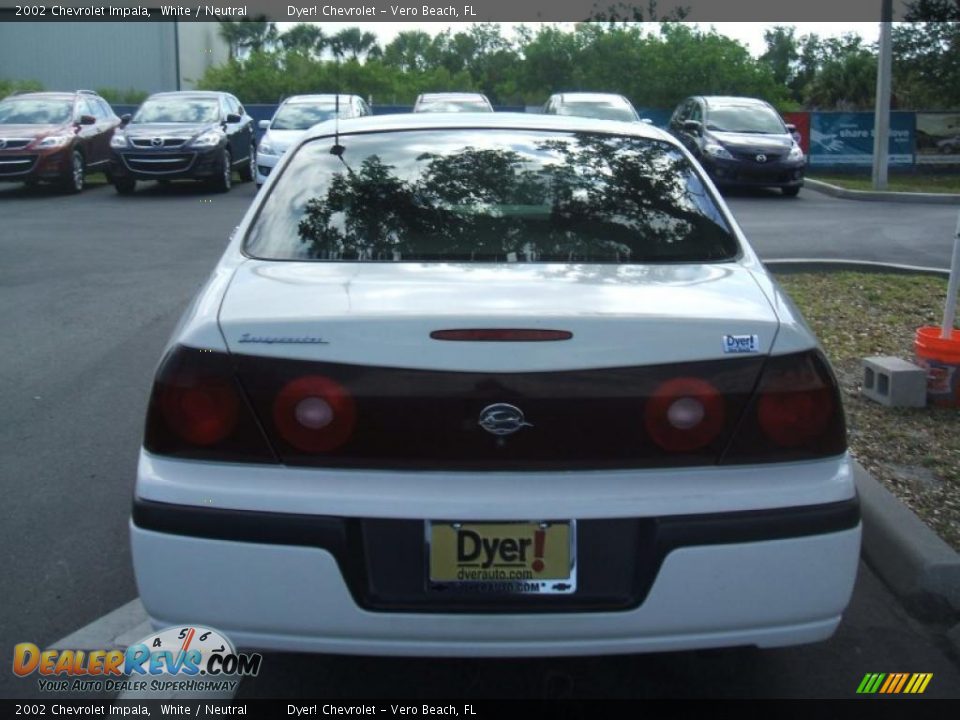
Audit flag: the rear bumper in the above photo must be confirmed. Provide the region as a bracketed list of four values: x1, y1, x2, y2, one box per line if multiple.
[131, 517, 860, 656]
[131, 452, 861, 656]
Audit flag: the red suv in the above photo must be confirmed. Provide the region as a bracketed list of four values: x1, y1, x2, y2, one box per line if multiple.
[0, 90, 121, 193]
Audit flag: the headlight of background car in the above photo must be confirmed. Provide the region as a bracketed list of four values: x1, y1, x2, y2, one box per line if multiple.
[258, 141, 276, 156]
[703, 143, 734, 160]
[33, 135, 72, 149]
[190, 130, 224, 148]
[787, 144, 805, 162]
[110, 134, 128, 149]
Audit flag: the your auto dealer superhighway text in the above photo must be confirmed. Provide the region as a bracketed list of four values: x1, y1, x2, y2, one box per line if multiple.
[288, 706, 475, 716]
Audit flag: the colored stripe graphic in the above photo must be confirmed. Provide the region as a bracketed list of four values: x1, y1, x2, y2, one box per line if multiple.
[857, 673, 932, 694]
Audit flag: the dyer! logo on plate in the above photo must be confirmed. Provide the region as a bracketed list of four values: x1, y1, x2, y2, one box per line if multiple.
[429, 521, 576, 594]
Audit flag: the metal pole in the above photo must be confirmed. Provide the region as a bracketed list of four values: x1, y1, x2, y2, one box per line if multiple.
[872, 0, 893, 189]
[942, 211, 960, 339]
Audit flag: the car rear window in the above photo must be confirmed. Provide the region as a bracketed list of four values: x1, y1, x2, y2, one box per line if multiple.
[245, 129, 739, 264]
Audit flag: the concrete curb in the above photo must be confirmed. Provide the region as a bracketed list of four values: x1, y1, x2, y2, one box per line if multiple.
[765, 258, 950, 276]
[806, 178, 960, 205]
[854, 461, 960, 621]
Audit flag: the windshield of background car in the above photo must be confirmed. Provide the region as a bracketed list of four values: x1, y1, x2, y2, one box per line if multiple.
[133, 98, 220, 124]
[706, 104, 786, 134]
[0, 99, 72, 125]
[416, 100, 493, 113]
[555, 102, 638, 122]
[272, 103, 338, 130]
[246, 129, 738, 264]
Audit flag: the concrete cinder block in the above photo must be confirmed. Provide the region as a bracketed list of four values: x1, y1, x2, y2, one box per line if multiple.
[861, 356, 927, 408]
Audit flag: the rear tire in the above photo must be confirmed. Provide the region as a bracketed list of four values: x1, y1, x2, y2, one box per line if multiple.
[211, 148, 232, 193]
[782, 186, 800, 197]
[114, 177, 137, 195]
[238, 143, 255, 182]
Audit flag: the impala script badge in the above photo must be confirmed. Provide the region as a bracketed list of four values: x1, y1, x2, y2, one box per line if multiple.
[478, 403, 533, 436]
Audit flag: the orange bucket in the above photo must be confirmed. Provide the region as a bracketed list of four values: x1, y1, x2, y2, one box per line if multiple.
[915, 326, 960, 407]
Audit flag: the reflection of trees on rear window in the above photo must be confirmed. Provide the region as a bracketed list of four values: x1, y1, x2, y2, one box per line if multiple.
[246, 130, 737, 264]
[134, 100, 220, 124]
[272, 104, 337, 130]
[0, 100, 72, 125]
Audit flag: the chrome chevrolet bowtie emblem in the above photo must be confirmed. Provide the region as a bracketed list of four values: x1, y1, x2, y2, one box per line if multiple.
[478, 403, 533, 436]
[755, 153, 767, 163]
[151, 137, 163, 147]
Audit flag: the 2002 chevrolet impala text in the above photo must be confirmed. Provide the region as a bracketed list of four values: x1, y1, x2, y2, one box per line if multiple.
[130, 114, 861, 656]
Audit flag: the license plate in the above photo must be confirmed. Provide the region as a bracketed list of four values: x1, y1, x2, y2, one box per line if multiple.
[427, 521, 576, 594]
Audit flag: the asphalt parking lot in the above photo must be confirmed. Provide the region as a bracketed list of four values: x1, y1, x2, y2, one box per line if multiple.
[2, 179, 959, 699]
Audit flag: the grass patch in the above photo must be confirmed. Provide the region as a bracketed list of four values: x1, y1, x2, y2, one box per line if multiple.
[774, 271, 960, 551]
[810, 173, 960, 194]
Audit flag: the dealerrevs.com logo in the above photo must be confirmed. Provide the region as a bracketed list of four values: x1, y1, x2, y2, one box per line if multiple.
[13, 625, 261, 694]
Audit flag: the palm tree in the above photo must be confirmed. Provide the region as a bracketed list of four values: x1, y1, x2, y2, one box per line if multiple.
[280, 23, 326, 58]
[217, 16, 277, 60]
[332, 27, 381, 61]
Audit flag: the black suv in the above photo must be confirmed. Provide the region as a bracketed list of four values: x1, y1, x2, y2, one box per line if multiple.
[109, 91, 255, 194]
[0, 90, 120, 193]
[668, 96, 805, 196]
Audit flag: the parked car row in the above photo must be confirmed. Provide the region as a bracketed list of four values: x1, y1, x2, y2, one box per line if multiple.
[0, 89, 806, 197]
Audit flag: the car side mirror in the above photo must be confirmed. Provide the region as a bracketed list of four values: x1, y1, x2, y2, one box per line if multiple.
[682, 120, 702, 134]
[225, 113, 242, 125]
[120, 114, 131, 126]
[77, 115, 96, 126]
[258, 119, 270, 130]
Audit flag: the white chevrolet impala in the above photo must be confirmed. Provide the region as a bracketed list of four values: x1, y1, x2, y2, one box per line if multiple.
[131, 114, 861, 656]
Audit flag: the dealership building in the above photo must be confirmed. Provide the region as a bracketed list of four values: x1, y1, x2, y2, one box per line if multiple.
[0, 22, 229, 93]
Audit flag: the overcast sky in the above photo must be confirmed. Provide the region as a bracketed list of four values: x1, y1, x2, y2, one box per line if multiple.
[277, 22, 881, 55]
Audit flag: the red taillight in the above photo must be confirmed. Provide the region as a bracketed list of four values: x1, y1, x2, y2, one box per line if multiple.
[272, 375, 356, 453]
[430, 329, 573, 342]
[644, 377, 725, 452]
[159, 379, 238, 446]
[758, 380, 834, 447]
[721, 350, 847, 464]
[144, 345, 276, 463]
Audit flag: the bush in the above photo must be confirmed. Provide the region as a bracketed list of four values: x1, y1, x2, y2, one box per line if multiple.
[0, 78, 44, 99]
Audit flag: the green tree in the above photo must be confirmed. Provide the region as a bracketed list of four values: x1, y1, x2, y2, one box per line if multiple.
[217, 16, 278, 61]
[803, 35, 877, 110]
[760, 26, 800, 90]
[892, 0, 960, 108]
[280, 23, 326, 59]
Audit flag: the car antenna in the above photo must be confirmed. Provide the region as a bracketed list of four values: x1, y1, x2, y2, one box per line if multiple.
[330, 46, 346, 159]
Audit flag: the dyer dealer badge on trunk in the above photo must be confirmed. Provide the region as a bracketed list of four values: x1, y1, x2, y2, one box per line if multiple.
[428, 521, 577, 594]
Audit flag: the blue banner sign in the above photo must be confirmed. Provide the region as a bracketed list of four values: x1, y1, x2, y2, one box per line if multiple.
[809, 112, 914, 166]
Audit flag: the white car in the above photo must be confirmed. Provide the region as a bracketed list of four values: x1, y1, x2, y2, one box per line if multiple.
[543, 92, 641, 123]
[255, 94, 370, 186]
[413, 92, 494, 113]
[132, 113, 860, 657]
